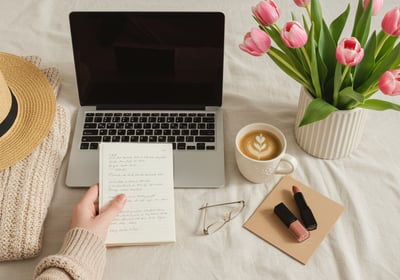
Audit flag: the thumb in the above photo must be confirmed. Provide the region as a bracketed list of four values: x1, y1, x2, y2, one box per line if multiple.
[100, 194, 127, 225]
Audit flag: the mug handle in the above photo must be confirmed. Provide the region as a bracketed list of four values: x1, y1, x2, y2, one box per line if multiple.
[275, 154, 298, 175]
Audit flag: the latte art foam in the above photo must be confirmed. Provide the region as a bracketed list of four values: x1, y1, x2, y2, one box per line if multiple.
[239, 130, 282, 160]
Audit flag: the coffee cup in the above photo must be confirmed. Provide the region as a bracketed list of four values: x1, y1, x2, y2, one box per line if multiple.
[235, 123, 297, 183]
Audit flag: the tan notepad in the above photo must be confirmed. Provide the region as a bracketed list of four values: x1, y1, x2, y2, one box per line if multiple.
[243, 176, 344, 264]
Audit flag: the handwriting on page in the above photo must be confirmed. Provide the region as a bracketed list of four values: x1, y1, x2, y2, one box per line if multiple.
[103, 151, 171, 233]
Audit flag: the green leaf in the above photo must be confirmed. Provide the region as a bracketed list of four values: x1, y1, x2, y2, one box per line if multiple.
[376, 32, 398, 62]
[357, 42, 400, 93]
[309, 26, 322, 98]
[358, 99, 400, 111]
[351, 0, 365, 38]
[302, 15, 310, 33]
[333, 62, 342, 106]
[265, 25, 304, 71]
[352, 0, 372, 46]
[329, 4, 350, 43]
[299, 98, 338, 126]
[319, 20, 337, 82]
[337, 87, 365, 109]
[354, 32, 376, 89]
[267, 47, 313, 92]
[310, 0, 323, 39]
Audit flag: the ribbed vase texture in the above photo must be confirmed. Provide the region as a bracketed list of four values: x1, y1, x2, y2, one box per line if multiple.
[294, 87, 367, 159]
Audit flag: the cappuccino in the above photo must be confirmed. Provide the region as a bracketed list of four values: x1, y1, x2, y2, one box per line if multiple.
[239, 130, 282, 160]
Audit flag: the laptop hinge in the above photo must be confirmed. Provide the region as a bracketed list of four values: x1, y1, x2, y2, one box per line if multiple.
[96, 104, 205, 110]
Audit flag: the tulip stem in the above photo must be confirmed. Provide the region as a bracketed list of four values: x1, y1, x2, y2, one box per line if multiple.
[375, 33, 390, 59]
[268, 48, 313, 89]
[341, 66, 350, 83]
[300, 47, 312, 72]
[305, 5, 312, 19]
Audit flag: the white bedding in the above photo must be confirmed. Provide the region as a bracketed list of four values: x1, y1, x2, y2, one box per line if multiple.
[1, 0, 399, 279]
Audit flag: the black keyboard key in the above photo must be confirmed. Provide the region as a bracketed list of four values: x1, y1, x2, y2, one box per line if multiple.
[90, 143, 99, 150]
[84, 123, 97, 129]
[112, 136, 120, 142]
[158, 136, 166, 142]
[130, 136, 139, 142]
[200, 130, 215, 136]
[102, 136, 111, 142]
[149, 136, 157, 142]
[187, 145, 196, 150]
[197, 143, 206, 150]
[108, 129, 117, 135]
[203, 117, 215, 123]
[117, 129, 126, 135]
[206, 146, 216, 150]
[122, 136, 130, 142]
[195, 136, 215, 142]
[83, 129, 99, 136]
[177, 143, 186, 150]
[82, 136, 101, 142]
[139, 136, 148, 142]
[99, 129, 107, 136]
[80, 143, 89, 149]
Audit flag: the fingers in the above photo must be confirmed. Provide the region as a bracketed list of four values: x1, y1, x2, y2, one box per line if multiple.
[100, 194, 127, 225]
[81, 183, 100, 205]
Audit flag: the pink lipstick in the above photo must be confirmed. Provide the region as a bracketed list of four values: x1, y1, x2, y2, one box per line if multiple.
[293, 185, 317, 231]
[274, 202, 310, 242]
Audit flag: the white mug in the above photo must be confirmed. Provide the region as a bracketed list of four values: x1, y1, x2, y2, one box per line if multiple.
[235, 123, 298, 183]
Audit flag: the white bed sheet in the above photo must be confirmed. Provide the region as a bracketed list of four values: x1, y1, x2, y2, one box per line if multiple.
[1, 0, 399, 279]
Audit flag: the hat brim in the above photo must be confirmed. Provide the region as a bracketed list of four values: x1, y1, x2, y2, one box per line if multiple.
[0, 53, 56, 170]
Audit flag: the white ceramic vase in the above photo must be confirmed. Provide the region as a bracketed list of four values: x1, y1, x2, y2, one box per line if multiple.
[294, 87, 368, 159]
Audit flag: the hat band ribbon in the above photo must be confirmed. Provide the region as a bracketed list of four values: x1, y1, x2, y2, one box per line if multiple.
[0, 90, 18, 137]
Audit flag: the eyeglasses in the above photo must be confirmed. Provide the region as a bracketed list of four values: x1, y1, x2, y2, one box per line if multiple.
[199, 200, 245, 235]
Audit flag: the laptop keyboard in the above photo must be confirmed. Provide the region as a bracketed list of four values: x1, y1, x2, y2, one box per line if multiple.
[80, 112, 216, 151]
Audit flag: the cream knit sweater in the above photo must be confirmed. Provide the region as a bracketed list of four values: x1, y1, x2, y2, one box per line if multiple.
[34, 227, 106, 280]
[0, 57, 69, 260]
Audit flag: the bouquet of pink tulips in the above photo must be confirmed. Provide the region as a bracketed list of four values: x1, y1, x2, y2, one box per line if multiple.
[240, 0, 400, 126]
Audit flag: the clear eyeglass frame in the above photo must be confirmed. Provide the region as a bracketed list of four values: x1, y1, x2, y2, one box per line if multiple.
[199, 200, 245, 235]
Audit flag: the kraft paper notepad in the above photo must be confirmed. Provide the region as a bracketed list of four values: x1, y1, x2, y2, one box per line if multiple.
[244, 176, 344, 264]
[99, 143, 176, 246]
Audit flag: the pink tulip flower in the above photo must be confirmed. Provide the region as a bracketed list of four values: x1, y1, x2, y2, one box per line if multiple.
[382, 7, 400, 37]
[363, 0, 383, 16]
[239, 28, 272, 56]
[378, 69, 400, 96]
[280, 21, 308, 49]
[294, 0, 310, 8]
[336, 37, 364, 66]
[252, 0, 281, 26]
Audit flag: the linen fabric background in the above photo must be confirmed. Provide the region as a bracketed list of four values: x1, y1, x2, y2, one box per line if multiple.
[0, 0, 399, 279]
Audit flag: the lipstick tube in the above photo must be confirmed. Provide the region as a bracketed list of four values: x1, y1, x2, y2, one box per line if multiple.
[274, 202, 310, 242]
[293, 186, 317, 231]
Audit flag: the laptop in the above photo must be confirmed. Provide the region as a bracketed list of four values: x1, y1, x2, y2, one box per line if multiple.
[66, 11, 225, 188]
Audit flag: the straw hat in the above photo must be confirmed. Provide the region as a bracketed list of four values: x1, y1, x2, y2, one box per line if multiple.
[0, 52, 56, 170]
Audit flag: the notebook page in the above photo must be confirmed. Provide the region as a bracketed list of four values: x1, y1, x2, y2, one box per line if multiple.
[99, 143, 175, 246]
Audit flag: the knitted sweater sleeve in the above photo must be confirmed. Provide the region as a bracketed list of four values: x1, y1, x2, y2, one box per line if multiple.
[34, 228, 106, 280]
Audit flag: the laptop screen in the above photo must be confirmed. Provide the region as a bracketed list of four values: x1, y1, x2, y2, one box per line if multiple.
[69, 12, 224, 109]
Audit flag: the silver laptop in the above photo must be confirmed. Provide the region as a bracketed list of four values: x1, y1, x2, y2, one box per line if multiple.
[66, 11, 225, 188]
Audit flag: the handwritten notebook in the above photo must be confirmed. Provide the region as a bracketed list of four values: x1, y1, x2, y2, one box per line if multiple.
[99, 143, 176, 246]
[244, 176, 344, 264]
